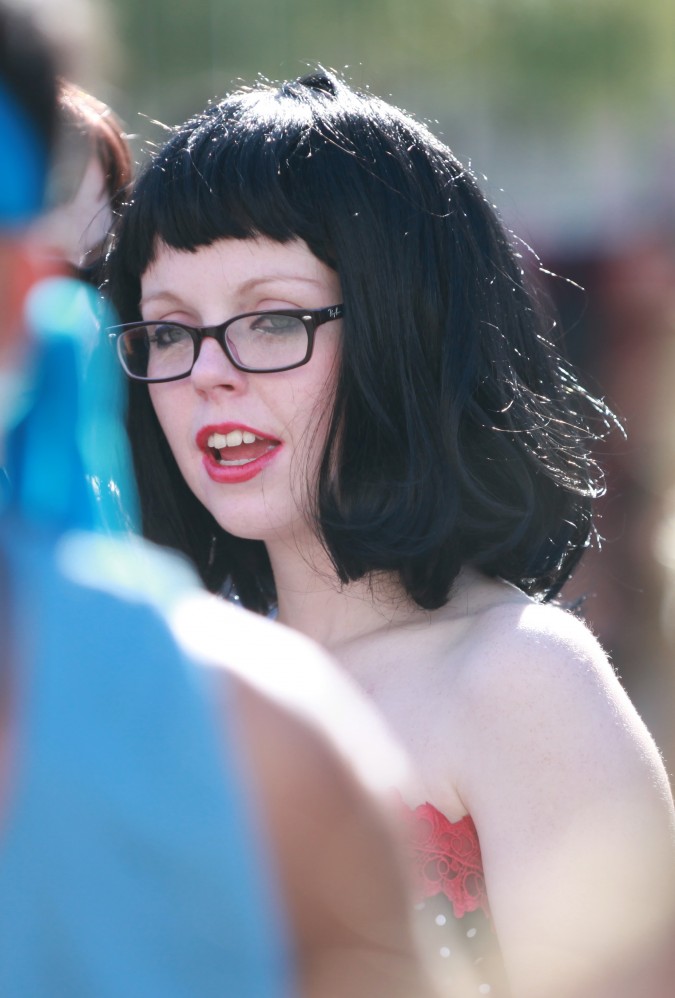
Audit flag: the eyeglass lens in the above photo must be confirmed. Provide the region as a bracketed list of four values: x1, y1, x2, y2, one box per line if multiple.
[119, 313, 310, 379]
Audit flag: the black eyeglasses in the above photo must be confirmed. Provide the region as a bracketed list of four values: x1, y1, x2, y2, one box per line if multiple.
[109, 304, 344, 383]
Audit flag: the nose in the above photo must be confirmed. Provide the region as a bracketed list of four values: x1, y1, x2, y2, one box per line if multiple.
[189, 334, 248, 394]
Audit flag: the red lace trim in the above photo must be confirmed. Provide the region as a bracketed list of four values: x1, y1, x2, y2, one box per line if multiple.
[400, 800, 490, 919]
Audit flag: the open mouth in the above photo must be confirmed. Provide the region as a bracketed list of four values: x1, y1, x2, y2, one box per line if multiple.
[205, 429, 280, 467]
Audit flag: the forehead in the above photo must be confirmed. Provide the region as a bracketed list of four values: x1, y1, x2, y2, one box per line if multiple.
[141, 235, 340, 304]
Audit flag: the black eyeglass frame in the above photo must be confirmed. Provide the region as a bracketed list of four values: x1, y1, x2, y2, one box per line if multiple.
[108, 304, 344, 383]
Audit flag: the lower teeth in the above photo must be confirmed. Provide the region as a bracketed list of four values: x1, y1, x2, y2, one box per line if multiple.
[212, 443, 276, 467]
[216, 456, 255, 467]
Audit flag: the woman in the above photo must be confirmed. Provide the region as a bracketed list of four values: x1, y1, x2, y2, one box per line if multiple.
[107, 71, 675, 997]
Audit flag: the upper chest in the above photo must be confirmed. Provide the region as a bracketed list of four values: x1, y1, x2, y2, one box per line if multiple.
[331, 578, 534, 812]
[333, 613, 476, 812]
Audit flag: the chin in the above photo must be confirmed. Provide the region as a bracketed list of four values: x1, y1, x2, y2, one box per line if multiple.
[210, 502, 308, 547]
[196, 474, 313, 548]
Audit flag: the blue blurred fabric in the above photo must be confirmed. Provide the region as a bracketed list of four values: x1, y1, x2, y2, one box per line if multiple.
[0, 281, 292, 995]
[0, 521, 292, 997]
[0, 80, 47, 225]
[2, 276, 139, 533]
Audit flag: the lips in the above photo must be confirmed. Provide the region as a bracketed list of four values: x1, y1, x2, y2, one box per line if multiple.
[196, 422, 282, 484]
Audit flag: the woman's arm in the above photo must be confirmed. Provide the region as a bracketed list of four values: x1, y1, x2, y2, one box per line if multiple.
[455, 602, 675, 998]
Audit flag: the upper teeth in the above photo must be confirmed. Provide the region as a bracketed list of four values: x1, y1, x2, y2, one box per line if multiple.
[207, 430, 258, 448]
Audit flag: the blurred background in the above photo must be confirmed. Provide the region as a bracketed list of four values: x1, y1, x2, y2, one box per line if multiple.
[71, 0, 675, 781]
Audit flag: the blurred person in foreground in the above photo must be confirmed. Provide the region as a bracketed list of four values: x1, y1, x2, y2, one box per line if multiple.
[0, 6, 432, 997]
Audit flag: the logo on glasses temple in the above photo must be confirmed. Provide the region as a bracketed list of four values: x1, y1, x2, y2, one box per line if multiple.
[327, 306, 342, 319]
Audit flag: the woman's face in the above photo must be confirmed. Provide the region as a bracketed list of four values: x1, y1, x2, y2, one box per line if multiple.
[144, 236, 342, 547]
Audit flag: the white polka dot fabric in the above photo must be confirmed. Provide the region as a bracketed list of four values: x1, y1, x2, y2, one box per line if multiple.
[413, 892, 510, 996]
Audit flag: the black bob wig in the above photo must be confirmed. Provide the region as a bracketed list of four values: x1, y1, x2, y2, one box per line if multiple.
[106, 70, 613, 614]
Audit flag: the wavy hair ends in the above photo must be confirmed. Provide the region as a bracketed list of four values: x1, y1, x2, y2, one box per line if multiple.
[108, 69, 612, 613]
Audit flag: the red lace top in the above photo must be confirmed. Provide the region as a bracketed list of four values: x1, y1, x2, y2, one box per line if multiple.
[401, 801, 489, 918]
[399, 801, 510, 996]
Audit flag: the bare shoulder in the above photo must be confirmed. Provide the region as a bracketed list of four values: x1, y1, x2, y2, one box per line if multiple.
[447, 583, 675, 998]
[448, 582, 673, 821]
[431, 576, 629, 758]
[453, 581, 625, 715]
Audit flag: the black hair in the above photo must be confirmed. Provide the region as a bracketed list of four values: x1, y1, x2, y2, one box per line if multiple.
[107, 70, 613, 614]
[0, 4, 58, 157]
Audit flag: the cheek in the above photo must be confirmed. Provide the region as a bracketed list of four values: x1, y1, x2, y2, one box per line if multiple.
[284, 353, 339, 477]
[148, 384, 166, 432]
[148, 384, 187, 453]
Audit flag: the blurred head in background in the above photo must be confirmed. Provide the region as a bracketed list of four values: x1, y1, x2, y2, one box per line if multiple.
[39, 79, 132, 283]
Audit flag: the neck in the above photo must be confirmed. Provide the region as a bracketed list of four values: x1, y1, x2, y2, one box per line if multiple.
[265, 533, 419, 651]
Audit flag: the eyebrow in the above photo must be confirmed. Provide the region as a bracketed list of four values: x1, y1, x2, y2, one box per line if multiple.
[140, 290, 184, 309]
[140, 273, 327, 310]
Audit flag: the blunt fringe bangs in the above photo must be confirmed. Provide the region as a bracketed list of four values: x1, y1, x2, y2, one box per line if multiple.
[107, 69, 614, 614]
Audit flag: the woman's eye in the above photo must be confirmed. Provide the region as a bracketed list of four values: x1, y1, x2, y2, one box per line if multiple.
[150, 323, 188, 347]
[250, 313, 302, 335]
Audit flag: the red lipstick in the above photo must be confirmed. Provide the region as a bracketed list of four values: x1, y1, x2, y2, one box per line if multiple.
[196, 423, 282, 484]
